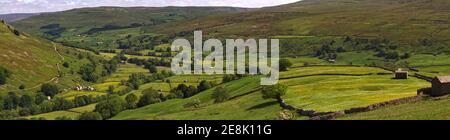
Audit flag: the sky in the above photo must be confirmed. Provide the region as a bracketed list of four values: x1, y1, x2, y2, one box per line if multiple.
[0, 0, 300, 14]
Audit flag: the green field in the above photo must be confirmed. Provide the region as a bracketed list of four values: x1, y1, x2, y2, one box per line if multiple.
[338, 97, 450, 120]
[281, 75, 429, 112]
[280, 66, 390, 79]
[26, 111, 80, 120]
[0, 21, 91, 93]
[111, 76, 285, 120]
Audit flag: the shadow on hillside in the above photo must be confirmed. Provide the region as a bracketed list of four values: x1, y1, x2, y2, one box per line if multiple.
[246, 101, 278, 111]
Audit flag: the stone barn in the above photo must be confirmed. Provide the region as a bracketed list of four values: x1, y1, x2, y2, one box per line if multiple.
[394, 69, 408, 79]
[431, 76, 450, 96]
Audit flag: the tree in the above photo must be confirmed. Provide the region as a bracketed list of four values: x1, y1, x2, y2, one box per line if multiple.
[184, 86, 198, 98]
[18, 108, 30, 116]
[13, 29, 20, 36]
[19, 84, 25, 90]
[279, 58, 293, 71]
[94, 96, 126, 119]
[74, 96, 89, 107]
[107, 85, 115, 94]
[62, 62, 70, 68]
[211, 86, 229, 103]
[144, 63, 158, 73]
[127, 73, 148, 90]
[137, 88, 161, 107]
[125, 94, 138, 109]
[3, 92, 19, 110]
[34, 93, 47, 105]
[41, 83, 60, 97]
[0, 66, 11, 85]
[79, 112, 103, 120]
[261, 84, 288, 101]
[39, 100, 55, 113]
[19, 95, 34, 108]
[53, 98, 74, 110]
[79, 63, 100, 82]
[197, 80, 212, 92]
[29, 105, 41, 115]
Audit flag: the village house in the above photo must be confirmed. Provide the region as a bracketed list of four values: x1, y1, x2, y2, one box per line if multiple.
[431, 76, 450, 96]
[394, 69, 408, 79]
[73, 85, 96, 91]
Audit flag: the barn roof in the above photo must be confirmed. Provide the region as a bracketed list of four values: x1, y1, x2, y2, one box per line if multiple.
[436, 76, 450, 83]
[395, 69, 407, 73]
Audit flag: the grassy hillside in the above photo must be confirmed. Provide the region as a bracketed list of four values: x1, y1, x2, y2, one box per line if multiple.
[111, 76, 285, 120]
[337, 96, 450, 120]
[153, 0, 450, 43]
[12, 7, 251, 50]
[0, 13, 40, 22]
[0, 21, 92, 93]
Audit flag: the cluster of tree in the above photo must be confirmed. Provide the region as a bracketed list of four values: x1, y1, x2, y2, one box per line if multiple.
[78, 54, 119, 82]
[126, 71, 174, 90]
[116, 34, 169, 50]
[94, 95, 127, 119]
[122, 48, 145, 56]
[0, 66, 11, 85]
[315, 42, 338, 60]
[0, 83, 111, 119]
[211, 85, 229, 103]
[83, 23, 142, 35]
[222, 74, 245, 83]
[375, 49, 410, 60]
[137, 88, 164, 107]
[279, 58, 293, 71]
[261, 84, 288, 101]
[168, 80, 217, 99]
[127, 57, 171, 67]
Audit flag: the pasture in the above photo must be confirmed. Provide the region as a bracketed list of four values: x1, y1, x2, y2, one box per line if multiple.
[280, 75, 429, 112]
[338, 97, 450, 120]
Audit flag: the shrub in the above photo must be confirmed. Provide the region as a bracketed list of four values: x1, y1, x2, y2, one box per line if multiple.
[94, 96, 126, 119]
[79, 112, 103, 120]
[125, 94, 138, 109]
[0, 66, 11, 85]
[41, 83, 60, 97]
[261, 84, 288, 101]
[19, 84, 25, 90]
[279, 58, 293, 71]
[211, 86, 230, 103]
[137, 88, 162, 107]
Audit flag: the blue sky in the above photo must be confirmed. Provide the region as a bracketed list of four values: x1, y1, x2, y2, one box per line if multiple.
[0, 0, 300, 14]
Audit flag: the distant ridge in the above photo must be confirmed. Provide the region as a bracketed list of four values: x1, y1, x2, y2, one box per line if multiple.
[0, 13, 40, 22]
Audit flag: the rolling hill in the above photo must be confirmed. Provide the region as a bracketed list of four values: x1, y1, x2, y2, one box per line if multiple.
[12, 7, 252, 50]
[0, 13, 40, 22]
[11, 0, 450, 56]
[0, 21, 92, 93]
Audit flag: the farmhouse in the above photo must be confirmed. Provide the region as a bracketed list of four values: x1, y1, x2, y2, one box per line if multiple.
[394, 69, 408, 79]
[431, 76, 450, 96]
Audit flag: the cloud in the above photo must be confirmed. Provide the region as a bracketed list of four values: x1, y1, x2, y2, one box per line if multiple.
[0, 0, 300, 14]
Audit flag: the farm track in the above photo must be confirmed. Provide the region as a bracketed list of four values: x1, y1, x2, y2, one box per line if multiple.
[9, 42, 63, 92]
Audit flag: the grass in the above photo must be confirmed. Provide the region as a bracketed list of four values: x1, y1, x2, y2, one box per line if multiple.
[111, 76, 284, 120]
[280, 74, 429, 112]
[26, 111, 80, 120]
[0, 22, 91, 93]
[104, 63, 149, 82]
[69, 104, 97, 113]
[280, 66, 390, 79]
[56, 91, 107, 100]
[337, 97, 450, 120]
